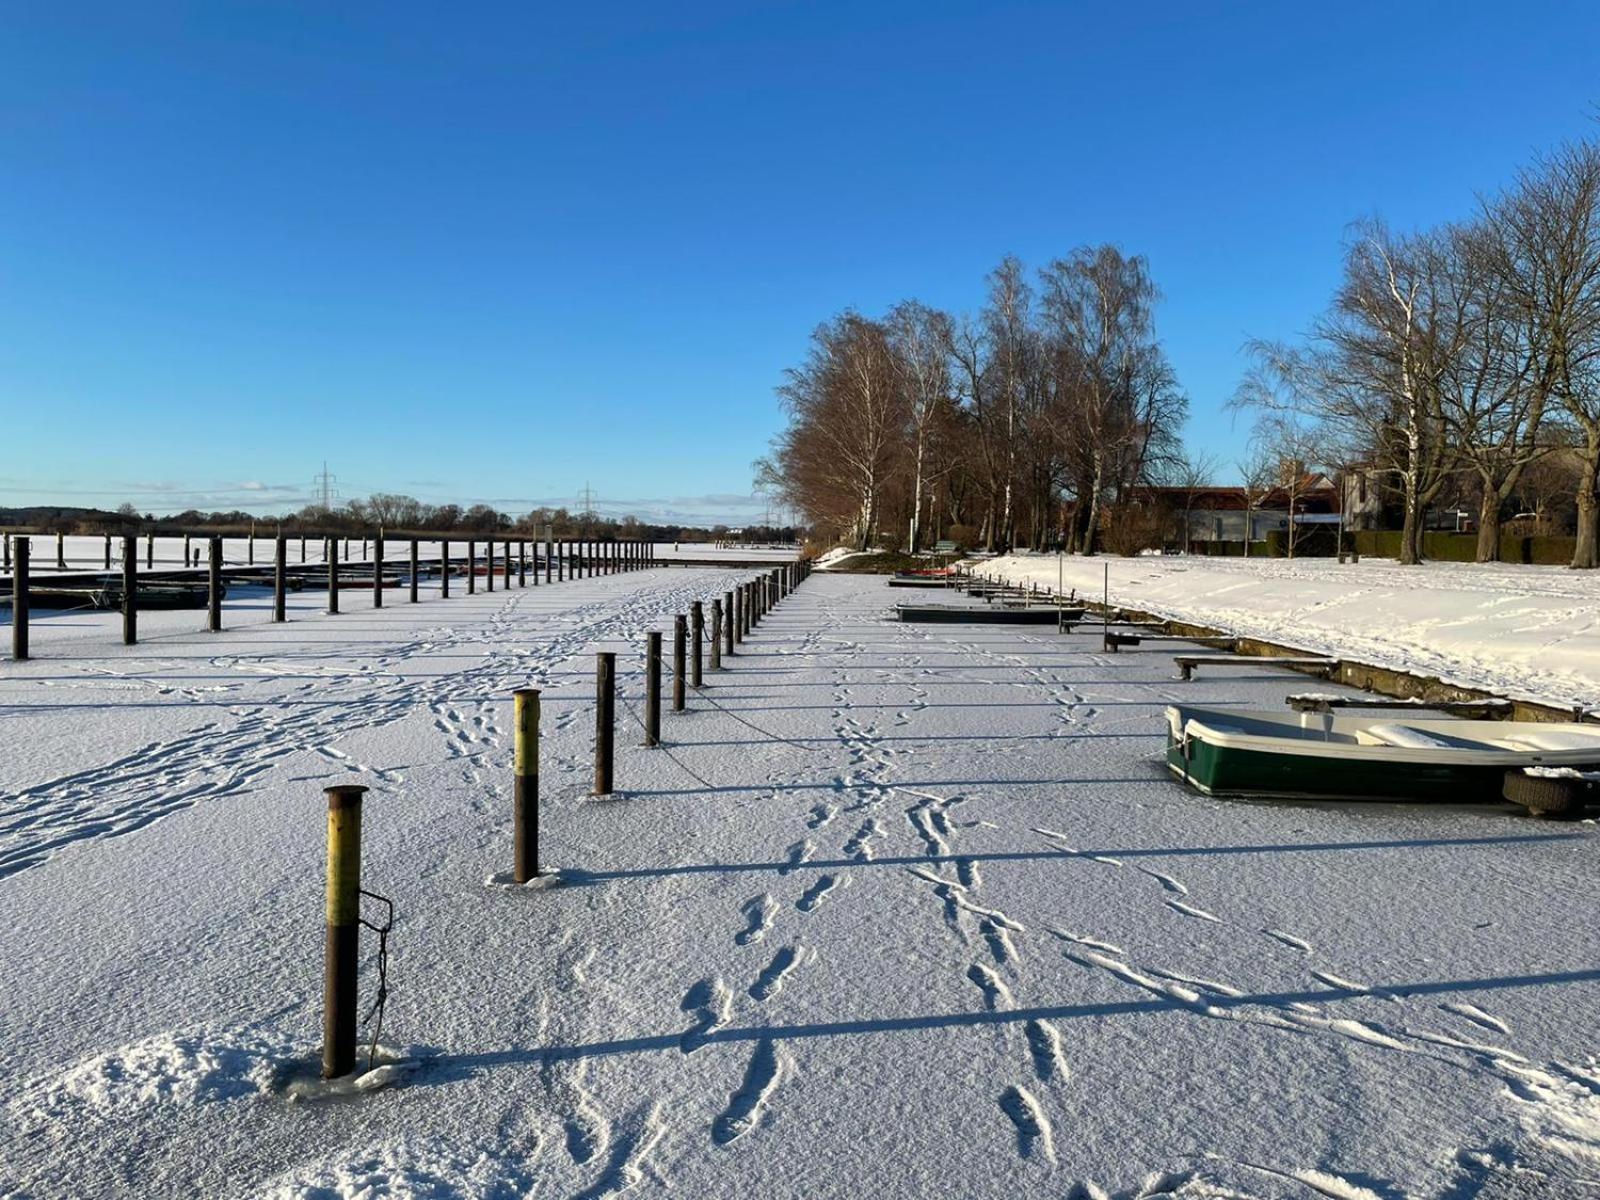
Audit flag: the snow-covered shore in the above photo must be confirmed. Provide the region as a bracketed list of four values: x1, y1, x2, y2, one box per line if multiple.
[2, 570, 1597, 1198]
[982, 552, 1600, 711]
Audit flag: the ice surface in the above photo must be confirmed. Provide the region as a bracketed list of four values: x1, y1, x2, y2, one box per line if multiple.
[1, 567, 1597, 1197]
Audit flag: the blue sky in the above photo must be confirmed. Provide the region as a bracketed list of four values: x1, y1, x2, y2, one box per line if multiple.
[3, 2, 1598, 524]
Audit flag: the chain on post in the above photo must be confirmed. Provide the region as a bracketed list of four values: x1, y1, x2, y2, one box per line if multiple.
[358, 889, 394, 1073]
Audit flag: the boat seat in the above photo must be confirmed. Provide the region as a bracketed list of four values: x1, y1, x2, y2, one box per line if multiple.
[1355, 723, 1456, 750]
[1492, 729, 1600, 752]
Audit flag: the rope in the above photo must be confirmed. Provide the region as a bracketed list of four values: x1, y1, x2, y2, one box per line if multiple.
[652, 646, 822, 753]
[616, 688, 721, 791]
[358, 889, 394, 1073]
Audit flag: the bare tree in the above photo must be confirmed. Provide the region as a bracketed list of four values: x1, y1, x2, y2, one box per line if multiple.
[1483, 139, 1600, 566]
[887, 300, 954, 553]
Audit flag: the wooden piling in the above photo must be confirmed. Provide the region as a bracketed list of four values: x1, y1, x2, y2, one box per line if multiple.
[373, 534, 384, 609]
[208, 537, 222, 632]
[645, 631, 661, 746]
[11, 537, 28, 660]
[710, 599, 722, 671]
[274, 536, 287, 622]
[123, 535, 137, 645]
[593, 652, 615, 796]
[673, 615, 687, 712]
[327, 538, 340, 615]
[691, 601, 704, 687]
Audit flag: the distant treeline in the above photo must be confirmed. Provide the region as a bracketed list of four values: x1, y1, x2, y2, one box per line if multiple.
[0, 498, 798, 544]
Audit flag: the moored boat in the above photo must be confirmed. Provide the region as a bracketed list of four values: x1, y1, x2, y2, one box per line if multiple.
[1166, 704, 1600, 807]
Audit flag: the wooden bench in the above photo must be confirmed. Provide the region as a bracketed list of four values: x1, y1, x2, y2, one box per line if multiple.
[1104, 631, 1143, 651]
[1286, 694, 1512, 719]
[1173, 654, 1338, 682]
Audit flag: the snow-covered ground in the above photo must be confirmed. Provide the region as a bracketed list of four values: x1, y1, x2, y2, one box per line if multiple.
[981, 552, 1600, 711]
[2, 570, 1598, 1198]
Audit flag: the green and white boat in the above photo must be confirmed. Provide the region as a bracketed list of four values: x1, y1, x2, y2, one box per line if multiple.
[1166, 704, 1600, 804]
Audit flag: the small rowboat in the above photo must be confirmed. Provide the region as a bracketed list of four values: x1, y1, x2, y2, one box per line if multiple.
[897, 602, 1085, 625]
[1166, 704, 1600, 811]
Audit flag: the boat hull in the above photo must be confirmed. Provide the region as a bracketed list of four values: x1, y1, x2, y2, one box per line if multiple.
[1168, 730, 1520, 803]
[897, 604, 1085, 625]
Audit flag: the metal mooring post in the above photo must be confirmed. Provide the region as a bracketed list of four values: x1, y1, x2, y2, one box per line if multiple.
[327, 538, 340, 615]
[440, 539, 450, 599]
[409, 540, 419, 604]
[55, 531, 65, 569]
[724, 590, 735, 656]
[644, 631, 662, 747]
[593, 652, 615, 796]
[486, 538, 495, 593]
[710, 599, 722, 671]
[514, 688, 541, 881]
[322, 784, 365, 1078]
[468, 540, 477, 595]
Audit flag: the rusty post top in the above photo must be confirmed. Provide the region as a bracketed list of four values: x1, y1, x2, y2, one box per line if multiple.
[324, 785, 368, 808]
[513, 687, 542, 698]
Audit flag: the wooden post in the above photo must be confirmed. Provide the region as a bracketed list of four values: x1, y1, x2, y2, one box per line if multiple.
[208, 537, 222, 632]
[53, 531, 64, 570]
[327, 538, 340, 615]
[691, 601, 704, 687]
[486, 537, 495, 593]
[724, 590, 735, 655]
[274, 535, 287, 622]
[104, 533, 111, 570]
[409, 539, 419, 603]
[593, 652, 615, 796]
[468, 539, 477, 594]
[146, 532, 153, 569]
[322, 784, 365, 1078]
[513, 688, 541, 882]
[441, 538, 451, 598]
[3, 532, 10, 571]
[710, 599, 722, 671]
[248, 533, 255, 566]
[11, 537, 27, 661]
[373, 533, 384, 609]
[644, 631, 661, 746]
[123, 535, 137, 644]
[519, 540, 527, 587]
[301, 534, 307, 564]
[673, 615, 687, 711]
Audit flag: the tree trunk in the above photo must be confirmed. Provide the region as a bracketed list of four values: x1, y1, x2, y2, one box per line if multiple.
[1399, 499, 1421, 566]
[1475, 491, 1502, 563]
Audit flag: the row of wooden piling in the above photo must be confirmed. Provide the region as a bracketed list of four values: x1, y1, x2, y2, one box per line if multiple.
[5, 535, 662, 661]
[318, 557, 811, 1079]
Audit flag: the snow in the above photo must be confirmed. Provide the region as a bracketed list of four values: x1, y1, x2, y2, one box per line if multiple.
[1, 568, 1598, 1197]
[978, 551, 1600, 710]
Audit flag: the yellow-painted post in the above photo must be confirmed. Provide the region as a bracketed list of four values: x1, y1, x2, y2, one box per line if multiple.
[514, 688, 541, 881]
[322, 784, 365, 1078]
